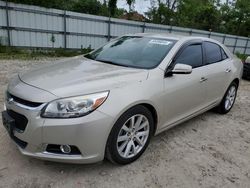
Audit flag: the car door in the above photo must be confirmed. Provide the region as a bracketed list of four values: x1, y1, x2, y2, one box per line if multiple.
[201, 41, 233, 105]
[161, 41, 208, 128]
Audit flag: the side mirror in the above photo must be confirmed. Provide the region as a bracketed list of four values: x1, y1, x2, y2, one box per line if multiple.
[165, 64, 192, 77]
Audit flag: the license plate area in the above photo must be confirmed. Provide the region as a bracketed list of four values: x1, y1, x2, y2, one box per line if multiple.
[2, 111, 28, 149]
[2, 111, 15, 137]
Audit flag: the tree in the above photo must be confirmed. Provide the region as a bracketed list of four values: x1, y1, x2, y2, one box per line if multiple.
[234, 0, 250, 36]
[108, 0, 117, 16]
[72, 0, 103, 15]
[219, 0, 250, 36]
[174, 0, 220, 31]
[126, 0, 135, 12]
[7, 0, 250, 37]
[194, 4, 220, 31]
[146, 3, 174, 25]
[9, 0, 73, 10]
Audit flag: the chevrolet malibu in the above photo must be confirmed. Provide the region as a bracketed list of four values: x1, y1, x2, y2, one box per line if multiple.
[2, 34, 243, 164]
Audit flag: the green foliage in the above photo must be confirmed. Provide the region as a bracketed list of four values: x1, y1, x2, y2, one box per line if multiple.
[0, 47, 93, 60]
[146, 3, 174, 25]
[72, 0, 104, 15]
[9, 0, 74, 10]
[108, 0, 117, 16]
[235, 51, 248, 61]
[147, 0, 250, 37]
[8, 0, 125, 18]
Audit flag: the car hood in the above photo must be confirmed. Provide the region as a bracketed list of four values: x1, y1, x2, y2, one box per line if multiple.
[19, 56, 148, 98]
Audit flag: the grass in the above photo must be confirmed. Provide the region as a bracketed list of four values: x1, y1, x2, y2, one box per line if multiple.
[0, 45, 92, 60]
[235, 51, 248, 62]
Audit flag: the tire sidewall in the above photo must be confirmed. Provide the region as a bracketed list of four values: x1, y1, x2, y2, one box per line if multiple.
[220, 82, 238, 113]
[106, 105, 154, 164]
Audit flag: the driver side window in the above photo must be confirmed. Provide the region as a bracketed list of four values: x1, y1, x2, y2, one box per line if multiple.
[175, 44, 203, 68]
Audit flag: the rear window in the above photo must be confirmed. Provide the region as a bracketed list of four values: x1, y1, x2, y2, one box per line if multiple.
[204, 42, 228, 64]
[221, 48, 228, 60]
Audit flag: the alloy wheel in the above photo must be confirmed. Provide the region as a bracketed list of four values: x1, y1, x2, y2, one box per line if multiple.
[225, 85, 236, 111]
[116, 114, 150, 159]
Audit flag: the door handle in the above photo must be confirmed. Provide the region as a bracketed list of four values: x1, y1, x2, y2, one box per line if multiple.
[200, 77, 208, 82]
[225, 68, 232, 73]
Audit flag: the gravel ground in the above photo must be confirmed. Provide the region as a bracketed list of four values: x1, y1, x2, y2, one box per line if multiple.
[0, 59, 250, 188]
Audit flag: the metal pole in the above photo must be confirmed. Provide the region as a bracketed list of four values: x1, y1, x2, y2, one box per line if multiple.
[189, 29, 192, 36]
[244, 39, 249, 55]
[142, 22, 145, 33]
[222, 35, 226, 44]
[5, 0, 11, 46]
[107, 16, 111, 41]
[63, 10, 67, 49]
[169, 25, 172, 33]
[233, 37, 238, 54]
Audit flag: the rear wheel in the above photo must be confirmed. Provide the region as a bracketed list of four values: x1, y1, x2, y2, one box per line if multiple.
[216, 82, 238, 114]
[106, 105, 154, 164]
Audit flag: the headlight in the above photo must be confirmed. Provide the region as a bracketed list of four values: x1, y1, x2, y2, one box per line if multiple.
[41, 91, 109, 118]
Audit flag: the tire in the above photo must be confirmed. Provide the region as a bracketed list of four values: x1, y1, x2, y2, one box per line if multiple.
[106, 105, 154, 165]
[216, 82, 238, 114]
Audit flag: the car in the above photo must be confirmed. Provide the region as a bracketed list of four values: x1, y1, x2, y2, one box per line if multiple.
[243, 56, 250, 80]
[2, 33, 243, 165]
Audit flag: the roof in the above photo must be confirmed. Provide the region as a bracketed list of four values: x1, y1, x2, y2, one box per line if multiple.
[127, 33, 217, 42]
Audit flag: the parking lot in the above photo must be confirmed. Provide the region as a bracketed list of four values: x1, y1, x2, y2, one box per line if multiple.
[0, 59, 250, 188]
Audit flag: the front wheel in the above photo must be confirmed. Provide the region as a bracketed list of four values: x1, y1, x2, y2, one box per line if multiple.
[106, 105, 154, 164]
[216, 82, 238, 114]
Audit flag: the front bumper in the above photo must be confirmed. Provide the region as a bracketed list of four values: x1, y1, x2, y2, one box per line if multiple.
[2, 100, 114, 164]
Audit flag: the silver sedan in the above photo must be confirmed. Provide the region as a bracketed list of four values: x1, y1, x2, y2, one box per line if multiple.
[2, 34, 243, 164]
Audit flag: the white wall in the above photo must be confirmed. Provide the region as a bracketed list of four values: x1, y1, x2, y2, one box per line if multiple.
[0, 0, 249, 54]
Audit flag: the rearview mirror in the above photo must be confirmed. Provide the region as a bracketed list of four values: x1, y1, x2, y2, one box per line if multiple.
[165, 64, 192, 77]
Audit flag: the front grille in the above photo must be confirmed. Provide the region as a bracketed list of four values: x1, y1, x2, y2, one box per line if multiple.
[7, 110, 28, 131]
[12, 136, 28, 149]
[7, 92, 43, 108]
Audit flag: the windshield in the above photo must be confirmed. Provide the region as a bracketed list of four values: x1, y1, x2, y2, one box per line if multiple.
[85, 36, 176, 69]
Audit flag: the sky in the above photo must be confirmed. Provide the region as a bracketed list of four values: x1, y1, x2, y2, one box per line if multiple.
[116, 0, 151, 14]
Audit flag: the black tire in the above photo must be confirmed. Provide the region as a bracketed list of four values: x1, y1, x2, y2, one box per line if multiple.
[216, 81, 238, 114]
[105, 105, 154, 165]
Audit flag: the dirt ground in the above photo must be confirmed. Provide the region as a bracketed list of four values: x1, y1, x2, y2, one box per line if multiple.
[0, 59, 250, 188]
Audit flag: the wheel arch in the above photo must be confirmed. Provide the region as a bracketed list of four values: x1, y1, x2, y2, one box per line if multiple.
[107, 101, 159, 139]
[139, 103, 158, 135]
[232, 78, 239, 87]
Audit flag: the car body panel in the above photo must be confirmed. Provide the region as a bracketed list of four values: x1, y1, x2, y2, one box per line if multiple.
[161, 66, 206, 128]
[19, 56, 148, 98]
[202, 59, 233, 104]
[8, 75, 57, 103]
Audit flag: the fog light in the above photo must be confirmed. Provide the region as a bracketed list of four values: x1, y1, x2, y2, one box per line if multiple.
[60, 145, 71, 154]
